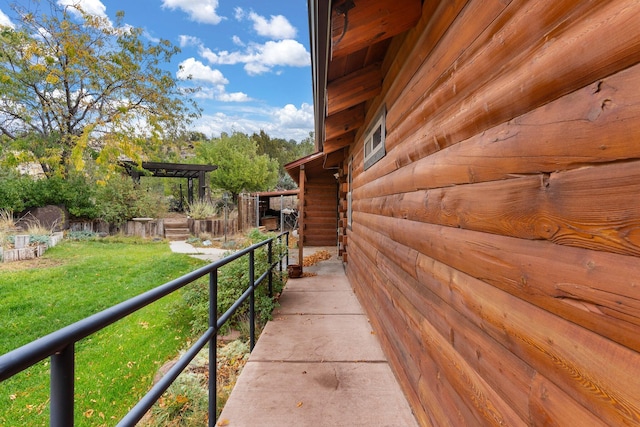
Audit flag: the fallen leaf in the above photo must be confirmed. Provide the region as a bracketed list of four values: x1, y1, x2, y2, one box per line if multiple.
[217, 419, 230, 426]
[297, 401, 303, 407]
[302, 250, 332, 266]
[84, 409, 94, 418]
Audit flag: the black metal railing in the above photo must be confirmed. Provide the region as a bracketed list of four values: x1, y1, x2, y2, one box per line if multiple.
[0, 231, 290, 427]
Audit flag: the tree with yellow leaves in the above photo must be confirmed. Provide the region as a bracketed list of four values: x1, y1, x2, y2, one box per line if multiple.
[0, 1, 200, 177]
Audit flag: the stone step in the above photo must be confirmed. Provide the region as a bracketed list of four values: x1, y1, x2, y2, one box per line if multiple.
[163, 218, 190, 241]
[164, 220, 189, 228]
[165, 231, 190, 241]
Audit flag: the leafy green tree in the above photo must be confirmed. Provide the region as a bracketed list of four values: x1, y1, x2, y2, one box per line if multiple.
[195, 132, 278, 200]
[0, 1, 199, 176]
[251, 130, 315, 189]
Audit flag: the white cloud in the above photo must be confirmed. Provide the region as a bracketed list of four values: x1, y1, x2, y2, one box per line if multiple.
[248, 12, 297, 40]
[258, 40, 309, 67]
[218, 92, 251, 102]
[176, 58, 250, 103]
[0, 9, 15, 28]
[177, 57, 228, 85]
[274, 103, 314, 129]
[235, 9, 297, 40]
[57, 0, 108, 19]
[162, 0, 223, 25]
[232, 35, 244, 46]
[56, 0, 120, 29]
[199, 39, 310, 75]
[192, 103, 313, 141]
[179, 35, 201, 48]
[233, 7, 245, 21]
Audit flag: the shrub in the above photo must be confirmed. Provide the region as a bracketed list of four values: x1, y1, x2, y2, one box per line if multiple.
[146, 372, 209, 427]
[0, 209, 15, 231]
[0, 169, 32, 212]
[21, 174, 98, 219]
[0, 167, 98, 218]
[186, 199, 216, 219]
[66, 230, 98, 241]
[175, 229, 286, 336]
[95, 175, 168, 225]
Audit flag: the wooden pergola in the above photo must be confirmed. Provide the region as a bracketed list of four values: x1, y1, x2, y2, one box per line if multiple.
[122, 161, 217, 205]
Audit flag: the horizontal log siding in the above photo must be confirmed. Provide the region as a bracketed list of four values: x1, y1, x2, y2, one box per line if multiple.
[343, 0, 640, 424]
[303, 176, 338, 246]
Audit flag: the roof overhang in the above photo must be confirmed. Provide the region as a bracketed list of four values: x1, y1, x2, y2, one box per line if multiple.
[307, 0, 332, 152]
[308, 0, 422, 157]
[285, 151, 328, 182]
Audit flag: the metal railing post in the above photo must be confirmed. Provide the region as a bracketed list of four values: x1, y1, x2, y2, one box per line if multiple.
[286, 232, 290, 267]
[51, 343, 74, 427]
[209, 268, 218, 427]
[268, 240, 273, 297]
[249, 250, 256, 351]
[279, 234, 284, 275]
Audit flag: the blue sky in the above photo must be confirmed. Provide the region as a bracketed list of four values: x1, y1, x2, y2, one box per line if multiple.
[0, 0, 314, 142]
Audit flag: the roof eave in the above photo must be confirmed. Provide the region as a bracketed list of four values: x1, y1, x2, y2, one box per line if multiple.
[308, 0, 331, 153]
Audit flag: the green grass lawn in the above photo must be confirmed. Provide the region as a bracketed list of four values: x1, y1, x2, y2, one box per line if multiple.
[0, 239, 207, 427]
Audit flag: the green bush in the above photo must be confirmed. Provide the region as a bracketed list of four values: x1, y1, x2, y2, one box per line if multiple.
[0, 169, 33, 212]
[95, 175, 168, 225]
[67, 230, 98, 241]
[0, 168, 98, 218]
[176, 230, 286, 336]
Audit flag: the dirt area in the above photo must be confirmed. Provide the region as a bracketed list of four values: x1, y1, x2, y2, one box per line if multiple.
[0, 257, 66, 271]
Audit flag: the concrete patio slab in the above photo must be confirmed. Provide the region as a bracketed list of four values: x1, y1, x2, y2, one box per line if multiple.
[216, 361, 418, 427]
[275, 290, 363, 315]
[250, 314, 385, 362]
[217, 248, 419, 426]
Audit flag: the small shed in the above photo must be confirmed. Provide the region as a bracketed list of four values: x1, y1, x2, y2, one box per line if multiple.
[253, 189, 299, 231]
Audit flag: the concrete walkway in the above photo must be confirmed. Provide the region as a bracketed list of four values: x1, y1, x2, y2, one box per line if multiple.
[168, 240, 232, 262]
[216, 247, 418, 427]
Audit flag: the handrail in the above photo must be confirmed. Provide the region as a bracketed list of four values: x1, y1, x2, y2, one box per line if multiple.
[0, 231, 290, 427]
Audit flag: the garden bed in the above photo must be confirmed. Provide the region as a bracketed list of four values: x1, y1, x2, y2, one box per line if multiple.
[0, 232, 63, 263]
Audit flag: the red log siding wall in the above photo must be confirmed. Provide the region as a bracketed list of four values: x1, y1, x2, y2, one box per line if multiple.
[303, 174, 338, 246]
[342, 1, 640, 425]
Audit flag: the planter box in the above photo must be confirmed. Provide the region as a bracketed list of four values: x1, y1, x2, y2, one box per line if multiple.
[1, 245, 47, 263]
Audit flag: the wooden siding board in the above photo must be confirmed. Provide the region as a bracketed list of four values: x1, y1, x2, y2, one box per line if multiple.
[355, 161, 640, 257]
[529, 374, 606, 426]
[302, 179, 337, 246]
[413, 253, 640, 425]
[348, 236, 470, 426]
[355, 60, 640, 194]
[356, 211, 640, 351]
[387, 0, 602, 140]
[350, 233, 527, 425]
[386, 0, 514, 145]
[376, 249, 534, 424]
[389, 0, 640, 167]
[354, 223, 536, 421]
